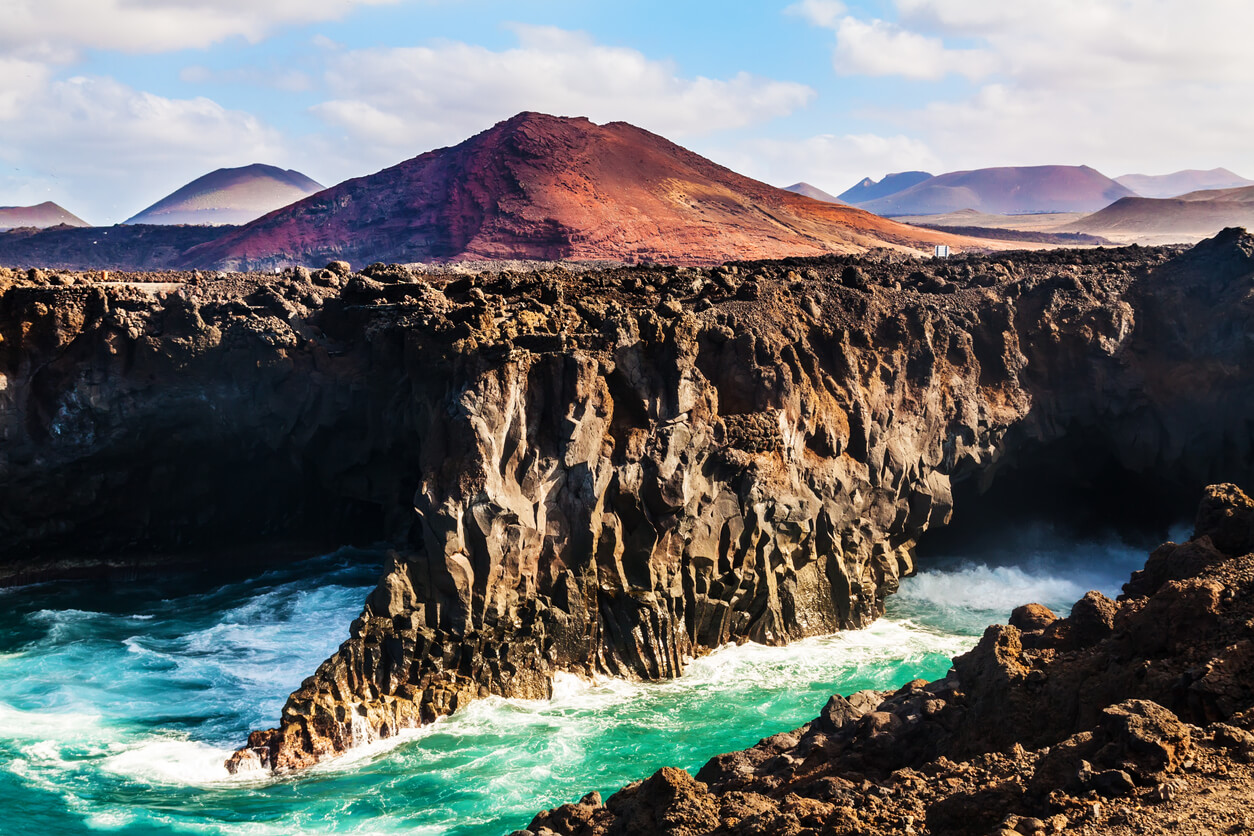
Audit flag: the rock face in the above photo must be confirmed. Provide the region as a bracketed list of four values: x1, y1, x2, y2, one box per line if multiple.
[525, 483, 1254, 835]
[180, 112, 977, 271]
[3, 231, 1254, 778]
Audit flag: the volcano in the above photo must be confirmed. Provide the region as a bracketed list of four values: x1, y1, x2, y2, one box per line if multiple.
[126, 164, 324, 226]
[181, 113, 978, 270]
[0, 201, 89, 230]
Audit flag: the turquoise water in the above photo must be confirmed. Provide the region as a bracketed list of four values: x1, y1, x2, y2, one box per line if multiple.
[0, 530, 1154, 835]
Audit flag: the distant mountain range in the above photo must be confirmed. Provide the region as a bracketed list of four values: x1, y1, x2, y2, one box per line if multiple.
[783, 182, 843, 204]
[125, 164, 324, 226]
[0, 202, 89, 231]
[1115, 168, 1254, 199]
[848, 165, 1135, 216]
[837, 172, 932, 205]
[1066, 184, 1254, 241]
[178, 112, 969, 270]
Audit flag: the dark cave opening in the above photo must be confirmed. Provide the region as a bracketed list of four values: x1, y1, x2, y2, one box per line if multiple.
[919, 427, 1199, 561]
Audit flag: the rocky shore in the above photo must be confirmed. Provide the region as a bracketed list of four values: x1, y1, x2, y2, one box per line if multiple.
[523, 483, 1254, 835]
[2, 231, 1253, 775]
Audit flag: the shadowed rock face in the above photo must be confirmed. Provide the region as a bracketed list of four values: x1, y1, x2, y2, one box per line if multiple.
[525, 484, 1254, 835]
[2, 232, 1254, 777]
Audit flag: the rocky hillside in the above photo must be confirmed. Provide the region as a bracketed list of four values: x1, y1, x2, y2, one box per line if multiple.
[125, 164, 324, 226]
[2, 231, 1253, 780]
[0, 224, 229, 271]
[181, 112, 978, 270]
[526, 483, 1254, 835]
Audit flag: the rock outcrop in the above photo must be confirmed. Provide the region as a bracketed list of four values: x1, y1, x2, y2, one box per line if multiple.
[524, 483, 1254, 835]
[2, 231, 1254, 777]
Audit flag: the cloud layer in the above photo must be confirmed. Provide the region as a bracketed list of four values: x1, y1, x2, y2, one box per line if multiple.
[1, 0, 402, 57]
[797, 0, 1254, 178]
[311, 25, 814, 165]
[3, 2, 1254, 223]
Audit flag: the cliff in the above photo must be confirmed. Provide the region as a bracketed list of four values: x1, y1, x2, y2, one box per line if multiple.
[1, 231, 1253, 779]
[525, 483, 1254, 835]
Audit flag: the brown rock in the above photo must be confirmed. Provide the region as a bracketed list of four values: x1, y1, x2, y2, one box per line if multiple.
[1009, 603, 1058, 633]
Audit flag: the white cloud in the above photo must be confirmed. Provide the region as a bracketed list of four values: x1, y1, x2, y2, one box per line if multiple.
[787, 1, 1254, 177]
[711, 132, 942, 198]
[833, 17, 996, 80]
[0, 76, 286, 223]
[309, 25, 815, 166]
[0, 0, 404, 58]
[784, 0, 847, 28]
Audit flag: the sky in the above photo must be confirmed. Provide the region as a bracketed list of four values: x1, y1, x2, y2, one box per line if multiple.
[3, 0, 1252, 224]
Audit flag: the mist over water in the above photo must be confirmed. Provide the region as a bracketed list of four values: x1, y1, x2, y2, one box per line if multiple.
[0, 524, 1171, 834]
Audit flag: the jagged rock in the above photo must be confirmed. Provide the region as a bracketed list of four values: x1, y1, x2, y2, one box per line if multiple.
[1009, 603, 1057, 633]
[3, 236, 1254, 778]
[529, 485, 1254, 835]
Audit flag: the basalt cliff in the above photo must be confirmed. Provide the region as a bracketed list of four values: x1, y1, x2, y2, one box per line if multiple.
[2, 231, 1254, 778]
[525, 484, 1254, 835]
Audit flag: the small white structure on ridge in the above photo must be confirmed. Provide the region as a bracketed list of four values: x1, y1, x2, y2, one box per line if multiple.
[934, 245, 950, 258]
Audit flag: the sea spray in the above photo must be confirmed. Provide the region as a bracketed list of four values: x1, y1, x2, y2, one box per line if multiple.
[0, 532, 1156, 835]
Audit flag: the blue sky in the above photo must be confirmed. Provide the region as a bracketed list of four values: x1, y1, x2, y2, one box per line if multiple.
[3, 0, 1252, 223]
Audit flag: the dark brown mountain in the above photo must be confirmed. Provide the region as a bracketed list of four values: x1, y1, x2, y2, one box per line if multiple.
[181, 113, 979, 270]
[126, 164, 323, 226]
[1115, 168, 1254, 199]
[859, 165, 1134, 216]
[0, 201, 89, 231]
[1066, 184, 1254, 243]
[783, 182, 844, 203]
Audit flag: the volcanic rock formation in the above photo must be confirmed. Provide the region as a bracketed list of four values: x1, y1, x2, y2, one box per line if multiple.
[525, 483, 1254, 835]
[125, 164, 324, 226]
[181, 112, 974, 271]
[2, 231, 1254, 778]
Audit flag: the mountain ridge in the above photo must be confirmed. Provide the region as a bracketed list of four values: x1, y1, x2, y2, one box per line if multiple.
[838, 171, 932, 204]
[180, 112, 978, 270]
[858, 165, 1135, 216]
[125, 164, 324, 227]
[784, 182, 844, 204]
[1115, 168, 1254, 199]
[0, 201, 89, 231]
